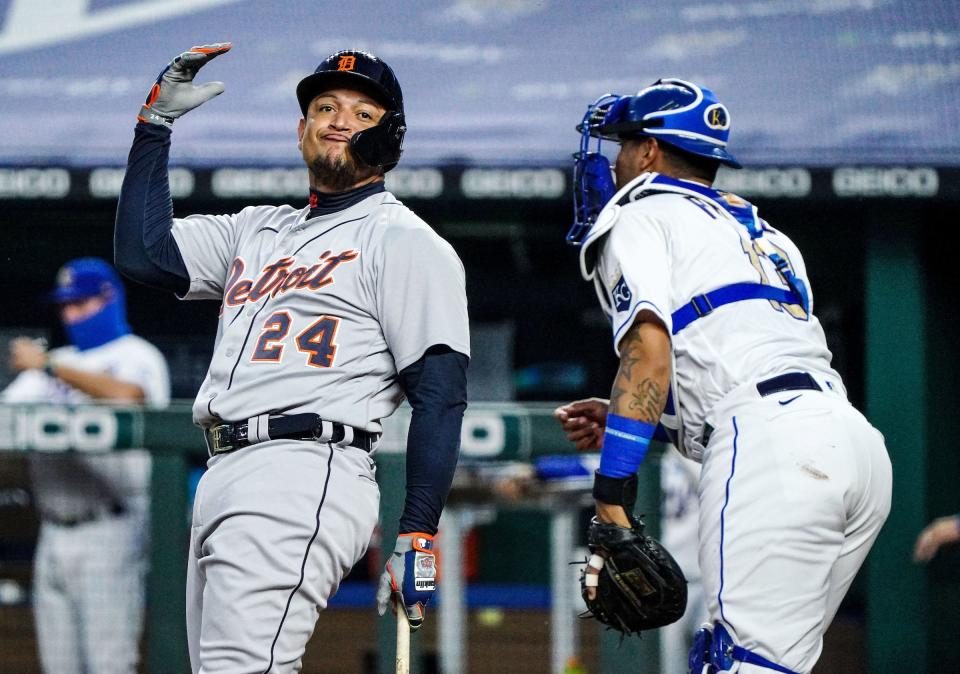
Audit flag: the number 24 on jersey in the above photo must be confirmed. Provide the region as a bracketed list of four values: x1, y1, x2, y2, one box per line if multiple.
[251, 311, 340, 368]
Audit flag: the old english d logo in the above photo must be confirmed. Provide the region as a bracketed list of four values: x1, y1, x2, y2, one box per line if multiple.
[337, 55, 356, 71]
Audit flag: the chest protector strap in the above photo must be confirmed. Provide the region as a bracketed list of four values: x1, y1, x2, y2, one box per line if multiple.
[671, 283, 801, 335]
[586, 173, 810, 335]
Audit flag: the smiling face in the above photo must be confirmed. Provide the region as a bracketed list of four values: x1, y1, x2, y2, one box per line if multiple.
[297, 88, 387, 192]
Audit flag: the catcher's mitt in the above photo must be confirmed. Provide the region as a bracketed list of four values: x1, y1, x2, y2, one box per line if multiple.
[581, 516, 687, 635]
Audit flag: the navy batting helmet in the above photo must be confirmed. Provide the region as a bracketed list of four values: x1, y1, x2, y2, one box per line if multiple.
[592, 78, 741, 169]
[296, 50, 406, 172]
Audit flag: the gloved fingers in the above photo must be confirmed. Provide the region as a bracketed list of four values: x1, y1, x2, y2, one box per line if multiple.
[376, 570, 393, 616]
[188, 42, 232, 56]
[192, 81, 226, 104]
[376, 560, 402, 616]
[174, 44, 231, 73]
[140, 43, 230, 126]
[402, 599, 425, 631]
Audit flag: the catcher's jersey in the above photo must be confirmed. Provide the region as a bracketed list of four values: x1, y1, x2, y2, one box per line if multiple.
[592, 175, 841, 460]
[172, 190, 470, 431]
[0, 335, 170, 518]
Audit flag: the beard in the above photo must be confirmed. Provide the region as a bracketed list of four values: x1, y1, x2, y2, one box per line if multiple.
[308, 147, 378, 192]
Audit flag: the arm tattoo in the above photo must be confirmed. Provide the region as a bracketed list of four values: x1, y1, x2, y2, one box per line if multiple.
[609, 323, 669, 425]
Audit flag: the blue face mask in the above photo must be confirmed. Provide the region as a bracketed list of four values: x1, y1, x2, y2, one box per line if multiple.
[64, 299, 131, 351]
[568, 94, 620, 246]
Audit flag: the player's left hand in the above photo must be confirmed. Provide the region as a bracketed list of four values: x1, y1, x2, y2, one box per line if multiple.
[584, 500, 633, 600]
[138, 43, 232, 128]
[9, 337, 47, 372]
[376, 533, 437, 631]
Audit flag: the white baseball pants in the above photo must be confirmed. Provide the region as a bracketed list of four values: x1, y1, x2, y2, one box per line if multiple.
[697, 378, 892, 674]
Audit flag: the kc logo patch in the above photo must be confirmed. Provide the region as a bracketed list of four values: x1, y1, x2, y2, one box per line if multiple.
[337, 55, 356, 71]
[612, 275, 632, 313]
[704, 103, 730, 130]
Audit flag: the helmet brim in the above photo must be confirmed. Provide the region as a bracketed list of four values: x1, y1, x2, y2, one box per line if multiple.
[595, 126, 743, 169]
[296, 71, 397, 117]
[658, 136, 742, 169]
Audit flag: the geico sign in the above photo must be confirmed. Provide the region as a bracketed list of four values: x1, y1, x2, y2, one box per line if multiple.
[833, 167, 939, 197]
[90, 167, 194, 199]
[0, 168, 70, 198]
[460, 413, 506, 457]
[385, 168, 444, 198]
[461, 169, 566, 199]
[0, 406, 118, 452]
[211, 168, 304, 198]
[715, 168, 811, 197]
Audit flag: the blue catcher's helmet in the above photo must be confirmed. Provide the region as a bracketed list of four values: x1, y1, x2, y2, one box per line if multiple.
[594, 78, 741, 169]
[567, 79, 740, 246]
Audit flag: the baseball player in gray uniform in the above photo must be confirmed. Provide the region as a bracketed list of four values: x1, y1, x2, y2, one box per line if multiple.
[2, 258, 170, 674]
[556, 80, 892, 673]
[114, 44, 470, 672]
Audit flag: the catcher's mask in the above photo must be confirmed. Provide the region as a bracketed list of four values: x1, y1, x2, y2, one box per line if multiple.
[568, 79, 741, 246]
[569, 93, 619, 246]
[296, 50, 406, 172]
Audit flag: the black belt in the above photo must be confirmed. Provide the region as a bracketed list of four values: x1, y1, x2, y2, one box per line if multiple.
[42, 502, 126, 528]
[204, 413, 377, 456]
[756, 372, 822, 397]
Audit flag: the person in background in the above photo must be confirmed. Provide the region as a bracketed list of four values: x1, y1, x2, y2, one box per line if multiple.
[2, 257, 170, 674]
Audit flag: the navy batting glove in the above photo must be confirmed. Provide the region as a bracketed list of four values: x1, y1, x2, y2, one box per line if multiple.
[376, 532, 437, 631]
[139, 43, 231, 128]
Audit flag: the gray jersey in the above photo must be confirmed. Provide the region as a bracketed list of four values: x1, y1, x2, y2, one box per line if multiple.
[171, 190, 470, 431]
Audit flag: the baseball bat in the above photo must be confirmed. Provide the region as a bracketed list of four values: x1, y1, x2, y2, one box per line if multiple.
[395, 602, 410, 674]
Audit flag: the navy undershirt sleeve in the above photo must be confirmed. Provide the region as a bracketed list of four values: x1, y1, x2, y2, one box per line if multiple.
[397, 346, 469, 535]
[114, 122, 190, 294]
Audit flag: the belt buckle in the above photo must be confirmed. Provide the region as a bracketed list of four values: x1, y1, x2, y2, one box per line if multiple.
[208, 424, 235, 455]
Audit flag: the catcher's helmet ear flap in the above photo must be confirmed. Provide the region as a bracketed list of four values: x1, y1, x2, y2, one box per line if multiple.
[296, 50, 406, 172]
[594, 78, 741, 169]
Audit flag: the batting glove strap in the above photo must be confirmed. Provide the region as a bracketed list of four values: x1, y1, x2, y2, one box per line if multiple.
[375, 532, 437, 631]
[138, 43, 231, 128]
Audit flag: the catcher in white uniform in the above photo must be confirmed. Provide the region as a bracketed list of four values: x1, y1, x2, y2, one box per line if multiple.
[114, 45, 470, 672]
[2, 257, 170, 674]
[555, 80, 892, 673]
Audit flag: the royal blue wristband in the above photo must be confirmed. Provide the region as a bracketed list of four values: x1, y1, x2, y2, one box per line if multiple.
[598, 414, 657, 478]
